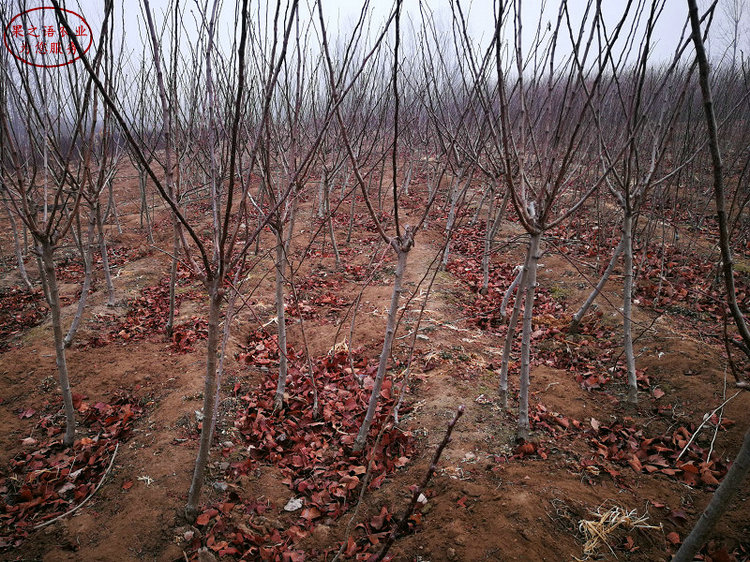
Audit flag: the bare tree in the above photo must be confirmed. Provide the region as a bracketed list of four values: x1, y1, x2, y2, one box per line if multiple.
[1, 0, 114, 445]
[672, 1, 750, 557]
[470, 0, 644, 437]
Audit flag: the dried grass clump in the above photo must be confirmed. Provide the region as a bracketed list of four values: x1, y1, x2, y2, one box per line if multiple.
[576, 503, 662, 560]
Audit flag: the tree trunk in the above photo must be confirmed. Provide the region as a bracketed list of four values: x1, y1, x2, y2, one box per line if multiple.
[500, 266, 523, 320]
[139, 167, 149, 233]
[517, 232, 541, 440]
[346, 187, 357, 244]
[673, 424, 750, 561]
[185, 279, 222, 519]
[2, 197, 33, 290]
[499, 264, 527, 409]
[377, 157, 387, 213]
[401, 160, 413, 197]
[471, 185, 490, 226]
[273, 226, 289, 411]
[353, 229, 413, 452]
[570, 238, 624, 332]
[481, 188, 509, 295]
[623, 212, 638, 403]
[40, 240, 76, 447]
[686, 0, 750, 358]
[104, 178, 122, 233]
[166, 220, 180, 336]
[480, 194, 497, 296]
[325, 182, 341, 269]
[95, 202, 116, 306]
[64, 208, 96, 347]
[317, 176, 325, 219]
[441, 172, 464, 268]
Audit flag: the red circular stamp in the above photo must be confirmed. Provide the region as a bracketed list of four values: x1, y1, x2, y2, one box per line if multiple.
[3, 7, 93, 68]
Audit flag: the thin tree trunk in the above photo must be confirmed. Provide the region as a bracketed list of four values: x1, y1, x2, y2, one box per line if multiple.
[687, 0, 750, 357]
[353, 230, 413, 452]
[377, 157, 387, 213]
[517, 232, 541, 440]
[346, 187, 357, 244]
[104, 179, 122, 234]
[499, 263, 527, 409]
[95, 203, 116, 306]
[41, 241, 76, 447]
[255, 182, 265, 256]
[500, 266, 523, 320]
[623, 212, 638, 403]
[273, 226, 289, 411]
[317, 176, 325, 219]
[139, 167, 154, 243]
[211, 269, 241, 436]
[325, 182, 341, 269]
[64, 208, 96, 347]
[570, 237, 624, 332]
[480, 194, 497, 296]
[441, 172, 464, 268]
[2, 197, 33, 290]
[673, 425, 750, 561]
[401, 160, 413, 197]
[166, 220, 179, 336]
[185, 279, 222, 518]
[23, 222, 30, 257]
[471, 184, 490, 226]
[480, 188, 509, 295]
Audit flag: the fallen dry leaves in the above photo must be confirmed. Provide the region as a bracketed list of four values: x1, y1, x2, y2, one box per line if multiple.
[0, 392, 142, 549]
[185, 332, 416, 560]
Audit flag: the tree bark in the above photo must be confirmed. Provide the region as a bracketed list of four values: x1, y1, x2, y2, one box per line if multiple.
[104, 178, 121, 233]
[481, 188, 509, 295]
[166, 220, 180, 336]
[517, 232, 541, 440]
[185, 279, 222, 518]
[64, 208, 96, 347]
[500, 266, 523, 320]
[570, 237, 624, 332]
[441, 171, 464, 268]
[499, 264, 527, 410]
[325, 176, 341, 269]
[673, 424, 750, 561]
[480, 193, 497, 296]
[273, 226, 289, 411]
[686, 0, 750, 357]
[40, 241, 76, 447]
[353, 229, 413, 452]
[95, 202, 116, 306]
[2, 197, 33, 290]
[623, 212, 638, 403]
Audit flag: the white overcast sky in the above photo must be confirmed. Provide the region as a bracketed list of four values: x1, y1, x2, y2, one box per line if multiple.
[4, 1, 746, 72]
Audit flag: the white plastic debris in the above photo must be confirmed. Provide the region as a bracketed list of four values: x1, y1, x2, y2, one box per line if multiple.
[284, 497, 304, 512]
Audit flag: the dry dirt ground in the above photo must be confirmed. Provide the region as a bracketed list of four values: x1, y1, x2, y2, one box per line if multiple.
[0, 167, 749, 561]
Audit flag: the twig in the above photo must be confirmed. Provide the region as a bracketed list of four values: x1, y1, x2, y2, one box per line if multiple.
[707, 367, 728, 463]
[34, 441, 119, 529]
[370, 405, 465, 562]
[675, 392, 741, 463]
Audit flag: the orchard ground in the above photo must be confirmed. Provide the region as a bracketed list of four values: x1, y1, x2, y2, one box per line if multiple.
[0, 164, 748, 561]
